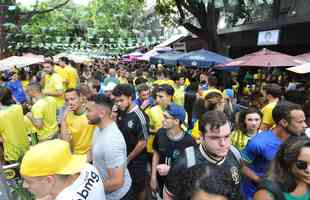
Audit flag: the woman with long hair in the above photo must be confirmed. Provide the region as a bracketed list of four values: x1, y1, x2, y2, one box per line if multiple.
[231, 108, 262, 150]
[254, 136, 310, 200]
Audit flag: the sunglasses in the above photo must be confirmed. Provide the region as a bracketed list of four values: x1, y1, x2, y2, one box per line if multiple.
[296, 160, 309, 170]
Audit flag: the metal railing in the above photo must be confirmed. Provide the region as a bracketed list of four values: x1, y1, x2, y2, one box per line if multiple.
[0, 164, 13, 200]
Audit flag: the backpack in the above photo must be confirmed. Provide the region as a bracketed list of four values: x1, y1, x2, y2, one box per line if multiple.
[257, 179, 285, 200]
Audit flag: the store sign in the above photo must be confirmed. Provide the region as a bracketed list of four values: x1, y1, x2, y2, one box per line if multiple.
[257, 30, 280, 46]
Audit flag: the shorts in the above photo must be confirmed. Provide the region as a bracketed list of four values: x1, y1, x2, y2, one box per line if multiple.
[128, 162, 148, 193]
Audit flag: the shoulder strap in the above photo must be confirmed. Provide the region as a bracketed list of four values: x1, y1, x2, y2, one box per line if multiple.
[230, 145, 242, 164]
[257, 179, 285, 200]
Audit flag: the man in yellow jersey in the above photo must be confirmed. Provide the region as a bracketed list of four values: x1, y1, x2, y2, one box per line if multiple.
[54, 60, 69, 91]
[153, 69, 175, 86]
[173, 73, 186, 107]
[41, 60, 65, 122]
[26, 83, 58, 142]
[60, 57, 79, 89]
[60, 89, 95, 155]
[260, 83, 282, 131]
[0, 86, 29, 163]
[145, 84, 175, 154]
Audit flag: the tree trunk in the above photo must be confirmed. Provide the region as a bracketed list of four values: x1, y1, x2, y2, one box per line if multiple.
[0, 5, 8, 59]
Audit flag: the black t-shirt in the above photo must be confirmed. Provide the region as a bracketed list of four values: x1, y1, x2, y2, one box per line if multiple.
[153, 128, 197, 167]
[165, 145, 242, 200]
[117, 105, 149, 163]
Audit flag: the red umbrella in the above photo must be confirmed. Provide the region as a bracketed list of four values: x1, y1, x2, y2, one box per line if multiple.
[217, 48, 305, 68]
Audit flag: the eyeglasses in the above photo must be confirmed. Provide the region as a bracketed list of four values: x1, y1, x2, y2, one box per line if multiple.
[296, 160, 309, 170]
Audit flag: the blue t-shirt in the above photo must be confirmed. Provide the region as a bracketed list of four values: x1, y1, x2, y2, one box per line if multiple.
[6, 80, 27, 103]
[241, 130, 283, 199]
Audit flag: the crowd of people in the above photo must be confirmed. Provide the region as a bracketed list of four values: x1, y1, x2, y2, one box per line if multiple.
[0, 55, 309, 200]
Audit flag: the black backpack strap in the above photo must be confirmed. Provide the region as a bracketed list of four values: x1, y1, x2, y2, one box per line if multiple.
[257, 179, 285, 200]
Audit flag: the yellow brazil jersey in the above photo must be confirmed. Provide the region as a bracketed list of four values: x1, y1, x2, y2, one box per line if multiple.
[192, 120, 201, 142]
[21, 80, 29, 91]
[173, 85, 185, 107]
[230, 130, 250, 151]
[24, 115, 36, 135]
[261, 101, 277, 127]
[202, 87, 223, 98]
[145, 105, 164, 153]
[31, 96, 58, 141]
[118, 77, 128, 84]
[54, 65, 69, 90]
[0, 105, 29, 162]
[185, 78, 190, 86]
[153, 79, 175, 86]
[65, 112, 95, 155]
[43, 73, 65, 109]
[64, 66, 78, 89]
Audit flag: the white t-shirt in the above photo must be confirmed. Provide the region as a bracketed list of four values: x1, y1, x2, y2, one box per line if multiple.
[55, 163, 106, 200]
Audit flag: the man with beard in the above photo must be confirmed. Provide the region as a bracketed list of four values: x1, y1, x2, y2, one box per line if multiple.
[163, 110, 242, 200]
[41, 60, 65, 122]
[241, 101, 307, 200]
[60, 89, 95, 155]
[112, 84, 149, 200]
[86, 95, 133, 200]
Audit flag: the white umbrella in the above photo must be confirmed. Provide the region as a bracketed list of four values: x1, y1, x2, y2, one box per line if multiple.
[286, 62, 310, 74]
[0, 55, 44, 71]
[54, 52, 92, 63]
[137, 47, 172, 61]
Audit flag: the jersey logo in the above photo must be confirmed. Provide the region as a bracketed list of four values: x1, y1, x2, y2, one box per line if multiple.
[75, 170, 100, 200]
[231, 166, 240, 185]
[127, 120, 134, 128]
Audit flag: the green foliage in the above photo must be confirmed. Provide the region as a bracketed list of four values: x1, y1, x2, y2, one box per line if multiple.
[4, 0, 145, 54]
[155, 0, 178, 27]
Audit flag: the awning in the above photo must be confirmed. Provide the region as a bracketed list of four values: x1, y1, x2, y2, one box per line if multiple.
[154, 33, 189, 48]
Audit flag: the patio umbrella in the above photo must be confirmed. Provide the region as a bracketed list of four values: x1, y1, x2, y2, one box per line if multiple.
[122, 51, 143, 58]
[137, 47, 172, 61]
[296, 52, 310, 62]
[150, 51, 186, 65]
[217, 48, 304, 68]
[0, 55, 44, 71]
[178, 49, 232, 68]
[54, 52, 92, 63]
[286, 62, 310, 74]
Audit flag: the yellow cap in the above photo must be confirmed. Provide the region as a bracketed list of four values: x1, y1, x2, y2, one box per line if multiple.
[20, 139, 87, 177]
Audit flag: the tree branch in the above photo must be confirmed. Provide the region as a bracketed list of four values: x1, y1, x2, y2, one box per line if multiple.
[182, 22, 204, 37]
[21, 0, 70, 19]
[175, 0, 186, 23]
